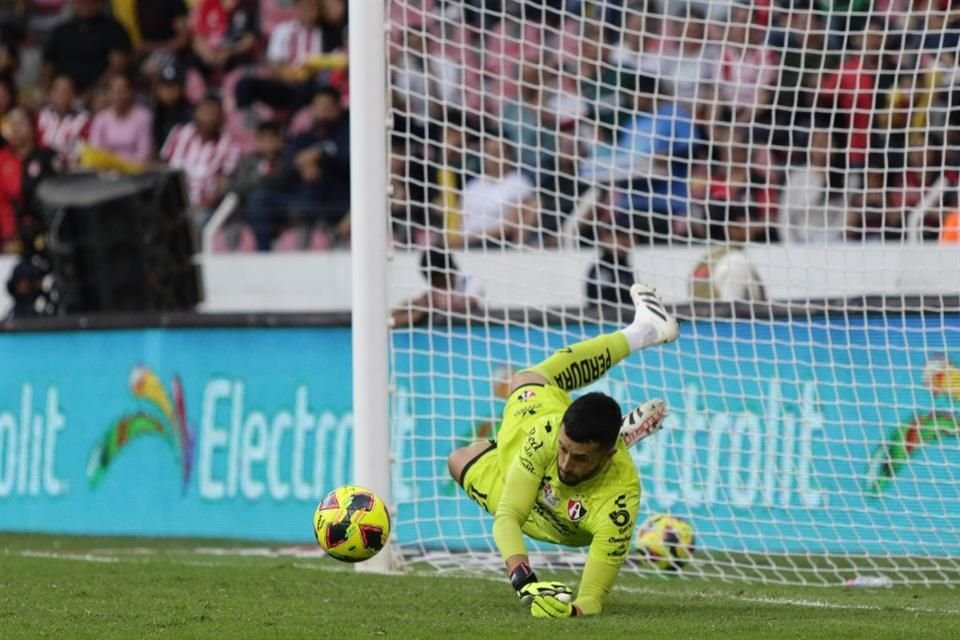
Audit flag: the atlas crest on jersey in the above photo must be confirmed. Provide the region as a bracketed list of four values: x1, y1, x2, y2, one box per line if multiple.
[519, 389, 537, 401]
[567, 499, 587, 522]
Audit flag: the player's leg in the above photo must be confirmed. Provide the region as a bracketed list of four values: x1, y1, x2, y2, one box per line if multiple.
[523, 284, 678, 393]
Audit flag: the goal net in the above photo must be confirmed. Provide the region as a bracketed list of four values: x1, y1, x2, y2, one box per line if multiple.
[383, 0, 960, 586]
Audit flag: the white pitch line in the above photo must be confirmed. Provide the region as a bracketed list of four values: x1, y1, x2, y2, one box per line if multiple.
[615, 584, 960, 616]
[19, 550, 121, 564]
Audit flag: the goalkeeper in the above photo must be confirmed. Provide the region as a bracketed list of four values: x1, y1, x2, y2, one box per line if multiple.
[448, 284, 678, 618]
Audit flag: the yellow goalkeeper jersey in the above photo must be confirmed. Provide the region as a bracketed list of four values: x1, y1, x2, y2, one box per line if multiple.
[495, 383, 640, 564]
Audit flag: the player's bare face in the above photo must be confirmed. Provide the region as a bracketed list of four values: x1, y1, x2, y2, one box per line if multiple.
[556, 429, 613, 485]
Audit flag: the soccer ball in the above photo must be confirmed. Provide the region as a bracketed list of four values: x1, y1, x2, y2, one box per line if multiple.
[313, 485, 391, 562]
[636, 514, 696, 571]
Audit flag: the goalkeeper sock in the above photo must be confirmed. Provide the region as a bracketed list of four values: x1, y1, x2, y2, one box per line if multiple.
[527, 332, 630, 392]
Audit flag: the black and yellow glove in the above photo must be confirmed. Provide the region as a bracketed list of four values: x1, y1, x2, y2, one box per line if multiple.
[517, 581, 573, 608]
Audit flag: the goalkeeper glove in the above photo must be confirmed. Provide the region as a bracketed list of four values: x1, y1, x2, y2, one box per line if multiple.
[530, 593, 577, 618]
[509, 562, 573, 606]
[517, 581, 573, 607]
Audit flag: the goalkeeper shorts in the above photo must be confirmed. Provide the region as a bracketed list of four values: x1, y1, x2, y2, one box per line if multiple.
[460, 440, 503, 516]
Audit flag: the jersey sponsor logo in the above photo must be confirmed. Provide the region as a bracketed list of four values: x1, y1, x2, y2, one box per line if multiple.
[608, 508, 631, 527]
[512, 402, 542, 419]
[519, 456, 536, 474]
[567, 499, 587, 522]
[522, 429, 544, 457]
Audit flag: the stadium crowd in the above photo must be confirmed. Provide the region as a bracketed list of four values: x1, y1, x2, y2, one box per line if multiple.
[0, 0, 958, 267]
[0, 0, 350, 257]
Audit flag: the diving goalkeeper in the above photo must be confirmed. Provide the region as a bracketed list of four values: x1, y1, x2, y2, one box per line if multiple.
[447, 283, 678, 618]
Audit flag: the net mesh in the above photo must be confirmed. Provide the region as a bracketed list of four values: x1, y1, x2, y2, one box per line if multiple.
[384, 0, 960, 586]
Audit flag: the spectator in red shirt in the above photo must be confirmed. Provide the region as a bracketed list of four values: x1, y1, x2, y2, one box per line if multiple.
[0, 107, 60, 252]
[192, 0, 260, 77]
[818, 20, 886, 169]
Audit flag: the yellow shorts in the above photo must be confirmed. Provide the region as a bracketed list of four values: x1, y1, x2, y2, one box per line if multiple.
[460, 440, 502, 516]
[461, 383, 571, 517]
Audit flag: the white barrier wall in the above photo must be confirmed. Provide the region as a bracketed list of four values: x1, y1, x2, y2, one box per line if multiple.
[2, 246, 958, 317]
[198, 245, 960, 313]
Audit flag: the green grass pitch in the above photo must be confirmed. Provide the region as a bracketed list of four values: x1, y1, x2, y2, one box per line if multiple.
[2, 533, 959, 640]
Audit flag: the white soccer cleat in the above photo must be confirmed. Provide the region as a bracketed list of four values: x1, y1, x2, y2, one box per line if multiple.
[628, 283, 679, 347]
[620, 398, 668, 448]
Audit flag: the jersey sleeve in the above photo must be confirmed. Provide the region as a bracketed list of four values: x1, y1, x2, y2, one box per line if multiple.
[575, 487, 640, 615]
[491, 423, 551, 562]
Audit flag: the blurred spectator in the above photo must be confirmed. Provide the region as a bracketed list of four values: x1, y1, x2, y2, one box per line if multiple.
[5, 259, 48, 319]
[642, 4, 719, 112]
[391, 25, 441, 131]
[718, 1, 778, 122]
[0, 16, 20, 82]
[780, 119, 848, 243]
[577, 21, 641, 146]
[540, 123, 591, 242]
[0, 75, 14, 121]
[818, 19, 886, 170]
[192, 0, 260, 76]
[281, 85, 351, 243]
[0, 107, 60, 253]
[771, 1, 839, 136]
[390, 248, 483, 326]
[129, 0, 192, 75]
[234, 0, 340, 113]
[701, 124, 779, 242]
[584, 211, 635, 312]
[41, 0, 132, 95]
[37, 75, 91, 161]
[501, 63, 558, 196]
[231, 121, 287, 250]
[459, 136, 537, 247]
[151, 63, 193, 155]
[581, 75, 701, 244]
[161, 93, 241, 216]
[88, 73, 153, 164]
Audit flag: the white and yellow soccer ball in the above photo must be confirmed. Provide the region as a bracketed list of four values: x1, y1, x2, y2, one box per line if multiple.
[636, 514, 696, 572]
[313, 485, 391, 562]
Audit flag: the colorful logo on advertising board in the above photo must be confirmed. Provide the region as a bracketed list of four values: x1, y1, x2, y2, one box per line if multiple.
[86, 366, 194, 493]
[866, 356, 960, 495]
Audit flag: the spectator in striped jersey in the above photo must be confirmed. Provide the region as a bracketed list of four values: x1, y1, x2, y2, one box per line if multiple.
[234, 0, 336, 113]
[160, 93, 241, 220]
[37, 75, 90, 163]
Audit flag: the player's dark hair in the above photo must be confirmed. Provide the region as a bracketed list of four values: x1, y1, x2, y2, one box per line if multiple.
[562, 392, 621, 451]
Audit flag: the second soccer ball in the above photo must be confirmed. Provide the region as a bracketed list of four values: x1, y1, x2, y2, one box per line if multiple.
[636, 514, 696, 572]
